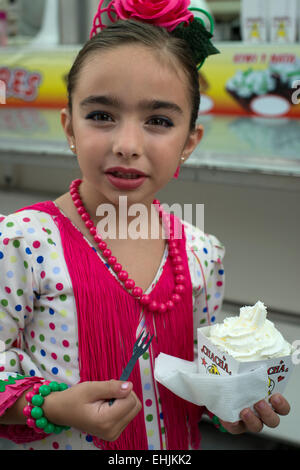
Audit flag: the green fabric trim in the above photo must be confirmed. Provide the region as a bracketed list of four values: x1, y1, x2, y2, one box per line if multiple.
[0, 374, 29, 392]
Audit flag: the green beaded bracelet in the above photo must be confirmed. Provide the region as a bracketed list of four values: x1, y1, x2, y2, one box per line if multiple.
[25, 381, 70, 435]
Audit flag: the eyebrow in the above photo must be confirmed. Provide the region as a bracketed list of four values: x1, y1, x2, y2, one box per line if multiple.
[79, 94, 183, 115]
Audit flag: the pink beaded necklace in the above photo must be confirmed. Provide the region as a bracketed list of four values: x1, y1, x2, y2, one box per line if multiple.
[70, 178, 187, 313]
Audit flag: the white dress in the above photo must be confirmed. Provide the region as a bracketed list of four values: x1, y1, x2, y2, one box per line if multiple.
[0, 205, 225, 450]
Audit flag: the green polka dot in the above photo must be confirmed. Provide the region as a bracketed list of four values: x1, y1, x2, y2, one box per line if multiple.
[143, 352, 149, 360]
[1, 300, 8, 307]
[161, 427, 165, 434]
[41, 364, 46, 371]
[59, 294, 67, 302]
[63, 355, 70, 362]
[200, 318, 206, 324]
[24, 261, 28, 269]
[31, 345, 36, 353]
[10, 359, 16, 367]
[40, 306, 45, 312]
[146, 414, 153, 422]
[17, 289, 23, 296]
[45, 229, 52, 234]
[13, 240, 20, 248]
[5, 338, 12, 345]
[204, 260, 208, 267]
[6, 222, 14, 227]
[39, 334, 45, 342]
[47, 238, 55, 245]
[206, 294, 211, 301]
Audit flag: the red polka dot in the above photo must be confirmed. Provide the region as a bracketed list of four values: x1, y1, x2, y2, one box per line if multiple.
[49, 323, 55, 330]
[56, 283, 63, 291]
[26, 306, 32, 312]
[0, 217, 5, 223]
[32, 241, 40, 249]
[216, 281, 223, 287]
[51, 353, 57, 360]
[5, 287, 11, 294]
[46, 297, 54, 301]
[145, 399, 152, 407]
[214, 305, 219, 311]
[18, 354, 24, 361]
[30, 331, 35, 338]
[3, 238, 10, 245]
[52, 442, 59, 450]
[62, 340, 69, 348]
[0, 366, 5, 372]
[23, 218, 31, 223]
[40, 271, 46, 279]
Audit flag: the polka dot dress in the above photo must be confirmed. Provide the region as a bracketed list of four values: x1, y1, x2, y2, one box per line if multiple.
[0, 208, 225, 450]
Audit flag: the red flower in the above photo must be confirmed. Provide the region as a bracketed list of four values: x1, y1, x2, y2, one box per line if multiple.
[114, 0, 193, 32]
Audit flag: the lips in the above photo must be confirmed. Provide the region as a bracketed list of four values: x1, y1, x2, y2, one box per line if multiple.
[105, 167, 147, 179]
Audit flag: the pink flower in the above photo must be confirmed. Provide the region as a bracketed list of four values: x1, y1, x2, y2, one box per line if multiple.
[113, 0, 193, 32]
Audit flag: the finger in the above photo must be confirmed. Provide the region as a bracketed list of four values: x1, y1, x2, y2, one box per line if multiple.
[219, 419, 247, 434]
[84, 380, 133, 402]
[240, 408, 264, 433]
[103, 392, 142, 441]
[254, 400, 280, 428]
[269, 394, 291, 416]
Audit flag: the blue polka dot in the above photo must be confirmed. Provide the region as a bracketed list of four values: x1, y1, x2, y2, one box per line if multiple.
[144, 383, 151, 391]
[49, 308, 55, 315]
[61, 324, 68, 331]
[218, 269, 224, 275]
[211, 316, 216, 322]
[15, 230, 22, 236]
[40, 349, 46, 357]
[0, 251, 4, 259]
[85, 435, 93, 442]
[25, 248, 32, 255]
[27, 228, 35, 233]
[51, 367, 59, 375]
[37, 256, 44, 264]
[148, 444, 154, 450]
[15, 305, 22, 312]
[203, 307, 208, 313]
[29, 370, 36, 376]
[215, 292, 221, 299]
[50, 337, 56, 344]
[53, 267, 60, 274]
[6, 271, 14, 278]
[203, 247, 208, 254]
[65, 445, 72, 450]
[159, 412, 163, 419]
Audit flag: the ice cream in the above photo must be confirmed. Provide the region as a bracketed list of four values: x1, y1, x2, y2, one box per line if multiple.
[209, 301, 292, 362]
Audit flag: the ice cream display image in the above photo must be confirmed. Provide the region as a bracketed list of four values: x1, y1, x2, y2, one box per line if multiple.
[225, 63, 300, 117]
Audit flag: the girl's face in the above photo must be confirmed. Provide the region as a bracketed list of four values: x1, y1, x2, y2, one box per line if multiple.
[61, 44, 203, 208]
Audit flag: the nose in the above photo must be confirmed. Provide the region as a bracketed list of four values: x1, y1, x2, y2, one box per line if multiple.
[112, 120, 143, 159]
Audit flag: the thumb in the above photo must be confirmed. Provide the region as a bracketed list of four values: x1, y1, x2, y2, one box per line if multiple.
[85, 380, 133, 402]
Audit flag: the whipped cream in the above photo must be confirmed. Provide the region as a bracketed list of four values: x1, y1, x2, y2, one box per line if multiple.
[209, 301, 292, 362]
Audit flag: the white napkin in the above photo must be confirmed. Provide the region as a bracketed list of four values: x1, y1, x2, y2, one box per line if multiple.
[154, 353, 268, 422]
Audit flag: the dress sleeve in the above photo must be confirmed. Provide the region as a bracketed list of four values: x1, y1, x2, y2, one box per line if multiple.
[0, 213, 46, 443]
[183, 221, 226, 357]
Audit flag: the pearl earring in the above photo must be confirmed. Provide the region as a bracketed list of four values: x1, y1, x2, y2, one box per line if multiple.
[70, 144, 76, 152]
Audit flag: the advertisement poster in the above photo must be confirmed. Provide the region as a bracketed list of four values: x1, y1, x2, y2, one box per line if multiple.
[0, 44, 300, 118]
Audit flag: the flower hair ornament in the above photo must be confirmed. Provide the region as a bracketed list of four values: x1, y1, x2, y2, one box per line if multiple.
[90, 0, 220, 71]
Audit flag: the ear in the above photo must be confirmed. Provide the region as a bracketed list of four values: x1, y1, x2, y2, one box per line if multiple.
[60, 107, 74, 147]
[182, 124, 204, 161]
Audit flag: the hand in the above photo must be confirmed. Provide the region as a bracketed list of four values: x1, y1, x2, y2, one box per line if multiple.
[43, 380, 142, 442]
[219, 394, 290, 434]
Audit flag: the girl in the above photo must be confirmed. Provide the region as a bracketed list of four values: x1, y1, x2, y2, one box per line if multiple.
[0, 2, 290, 451]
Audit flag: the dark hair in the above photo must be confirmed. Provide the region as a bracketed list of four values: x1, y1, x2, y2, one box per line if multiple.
[67, 19, 200, 132]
